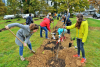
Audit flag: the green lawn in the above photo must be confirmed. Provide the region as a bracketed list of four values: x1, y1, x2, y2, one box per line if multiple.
[70, 17, 100, 67]
[0, 18, 59, 67]
[0, 17, 100, 67]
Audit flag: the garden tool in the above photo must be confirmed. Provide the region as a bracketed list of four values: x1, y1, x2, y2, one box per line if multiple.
[51, 33, 56, 39]
[8, 29, 35, 54]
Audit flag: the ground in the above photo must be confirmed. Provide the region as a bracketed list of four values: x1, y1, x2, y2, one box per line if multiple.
[27, 21, 86, 67]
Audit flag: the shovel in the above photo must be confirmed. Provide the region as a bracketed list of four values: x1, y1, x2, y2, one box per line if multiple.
[8, 29, 35, 54]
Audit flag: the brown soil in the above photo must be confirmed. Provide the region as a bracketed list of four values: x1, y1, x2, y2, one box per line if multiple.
[89, 27, 100, 30]
[27, 21, 86, 67]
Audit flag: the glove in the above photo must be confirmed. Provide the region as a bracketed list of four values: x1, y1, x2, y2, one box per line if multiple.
[56, 42, 58, 45]
[60, 37, 63, 42]
[63, 36, 66, 39]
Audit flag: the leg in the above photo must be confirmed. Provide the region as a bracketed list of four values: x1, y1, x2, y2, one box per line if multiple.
[19, 45, 25, 61]
[28, 43, 32, 50]
[77, 39, 80, 56]
[40, 26, 43, 37]
[80, 40, 85, 58]
[19, 45, 23, 56]
[42, 27, 48, 38]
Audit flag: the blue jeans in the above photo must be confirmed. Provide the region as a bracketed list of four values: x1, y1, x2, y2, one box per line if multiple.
[40, 26, 48, 38]
[77, 38, 85, 58]
[19, 43, 32, 56]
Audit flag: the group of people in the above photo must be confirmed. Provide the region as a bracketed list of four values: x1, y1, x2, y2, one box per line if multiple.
[5, 13, 88, 63]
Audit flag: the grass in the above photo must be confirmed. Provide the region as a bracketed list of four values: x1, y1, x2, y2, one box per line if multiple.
[0, 18, 59, 67]
[0, 17, 100, 67]
[70, 17, 100, 67]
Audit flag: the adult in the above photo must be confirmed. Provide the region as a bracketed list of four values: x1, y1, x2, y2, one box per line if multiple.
[40, 18, 54, 39]
[26, 13, 33, 25]
[5, 23, 39, 61]
[64, 14, 88, 63]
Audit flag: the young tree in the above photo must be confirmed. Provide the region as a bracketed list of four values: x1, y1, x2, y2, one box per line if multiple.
[0, 0, 7, 15]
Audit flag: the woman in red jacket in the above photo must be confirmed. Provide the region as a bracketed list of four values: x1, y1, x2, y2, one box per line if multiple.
[40, 18, 54, 39]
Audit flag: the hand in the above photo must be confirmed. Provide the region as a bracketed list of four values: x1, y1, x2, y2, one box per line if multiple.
[63, 26, 66, 28]
[5, 26, 9, 29]
[24, 43, 27, 47]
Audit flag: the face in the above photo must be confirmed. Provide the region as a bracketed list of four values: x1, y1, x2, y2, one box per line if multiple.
[51, 21, 54, 23]
[77, 17, 79, 21]
[32, 29, 38, 33]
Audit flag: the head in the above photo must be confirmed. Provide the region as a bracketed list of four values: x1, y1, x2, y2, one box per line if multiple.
[29, 13, 31, 16]
[29, 23, 39, 33]
[50, 18, 54, 23]
[75, 14, 83, 29]
[62, 15, 65, 20]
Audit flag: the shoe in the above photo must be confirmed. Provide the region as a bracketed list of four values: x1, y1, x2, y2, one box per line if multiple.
[46, 38, 50, 39]
[81, 58, 86, 63]
[30, 50, 36, 53]
[73, 54, 80, 58]
[20, 56, 25, 61]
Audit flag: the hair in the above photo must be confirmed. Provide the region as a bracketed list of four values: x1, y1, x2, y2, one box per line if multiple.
[29, 23, 39, 30]
[62, 15, 65, 19]
[29, 13, 31, 16]
[75, 14, 83, 29]
[50, 18, 54, 23]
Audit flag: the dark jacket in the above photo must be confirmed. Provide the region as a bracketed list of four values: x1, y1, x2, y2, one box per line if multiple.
[26, 16, 33, 25]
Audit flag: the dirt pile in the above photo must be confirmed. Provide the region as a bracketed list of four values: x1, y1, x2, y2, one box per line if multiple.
[27, 21, 86, 67]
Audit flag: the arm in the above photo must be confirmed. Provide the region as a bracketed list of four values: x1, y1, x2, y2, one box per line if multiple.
[82, 22, 88, 43]
[47, 23, 51, 32]
[66, 23, 76, 29]
[30, 17, 33, 23]
[8, 23, 27, 29]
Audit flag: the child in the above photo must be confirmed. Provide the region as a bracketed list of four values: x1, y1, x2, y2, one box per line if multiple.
[64, 13, 88, 63]
[5, 23, 39, 61]
[55, 27, 67, 43]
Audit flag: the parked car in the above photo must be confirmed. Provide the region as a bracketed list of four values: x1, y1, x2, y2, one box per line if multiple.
[22, 14, 34, 19]
[3, 15, 15, 20]
[93, 13, 100, 19]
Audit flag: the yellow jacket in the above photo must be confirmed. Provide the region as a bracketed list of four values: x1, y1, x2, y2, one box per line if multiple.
[66, 20, 88, 43]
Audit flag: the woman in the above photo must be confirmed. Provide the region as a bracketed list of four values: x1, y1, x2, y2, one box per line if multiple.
[40, 18, 54, 39]
[64, 14, 88, 63]
[5, 23, 39, 61]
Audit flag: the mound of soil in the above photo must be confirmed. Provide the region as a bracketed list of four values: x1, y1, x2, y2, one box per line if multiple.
[27, 21, 86, 67]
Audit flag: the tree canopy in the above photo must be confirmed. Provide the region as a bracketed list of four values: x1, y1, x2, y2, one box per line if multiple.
[0, 0, 7, 15]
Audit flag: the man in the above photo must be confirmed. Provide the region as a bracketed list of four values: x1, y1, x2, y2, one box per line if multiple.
[26, 13, 33, 25]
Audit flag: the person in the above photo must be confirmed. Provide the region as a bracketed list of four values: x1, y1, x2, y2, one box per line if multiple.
[63, 14, 88, 63]
[56, 28, 67, 42]
[47, 13, 52, 19]
[62, 12, 70, 26]
[40, 18, 54, 39]
[5, 23, 39, 61]
[26, 13, 33, 25]
[67, 20, 72, 34]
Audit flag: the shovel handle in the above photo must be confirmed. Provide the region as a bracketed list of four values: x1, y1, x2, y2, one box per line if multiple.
[8, 29, 24, 44]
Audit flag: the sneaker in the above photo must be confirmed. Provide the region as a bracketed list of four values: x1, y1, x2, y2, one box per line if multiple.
[20, 56, 25, 61]
[46, 38, 50, 39]
[30, 50, 36, 53]
[73, 54, 80, 58]
[81, 58, 86, 63]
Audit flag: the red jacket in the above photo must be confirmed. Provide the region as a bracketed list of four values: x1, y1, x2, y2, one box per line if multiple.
[40, 18, 51, 32]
